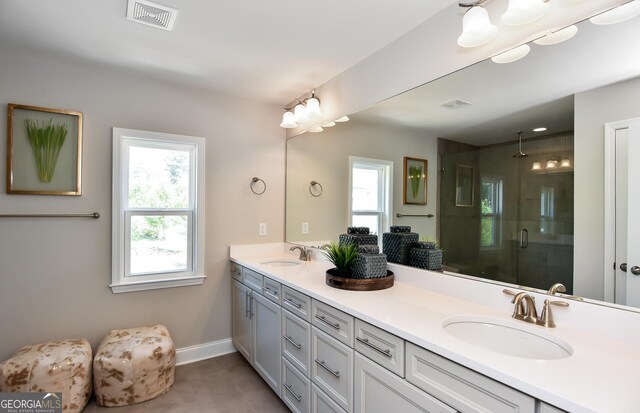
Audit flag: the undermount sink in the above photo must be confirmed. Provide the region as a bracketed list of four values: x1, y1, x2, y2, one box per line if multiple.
[442, 315, 573, 360]
[260, 259, 301, 267]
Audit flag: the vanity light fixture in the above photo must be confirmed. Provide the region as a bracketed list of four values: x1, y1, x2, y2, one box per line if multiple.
[533, 127, 547, 132]
[491, 44, 531, 64]
[457, 5, 498, 48]
[590, 0, 640, 25]
[322, 121, 336, 128]
[280, 90, 322, 129]
[501, 0, 549, 26]
[533, 25, 578, 46]
[335, 116, 350, 122]
[559, 157, 572, 168]
[546, 158, 559, 169]
[309, 126, 324, 133]
[531, 161, 543, 171]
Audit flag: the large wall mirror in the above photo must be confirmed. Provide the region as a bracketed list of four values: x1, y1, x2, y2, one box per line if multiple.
[286, 13, 640, 311]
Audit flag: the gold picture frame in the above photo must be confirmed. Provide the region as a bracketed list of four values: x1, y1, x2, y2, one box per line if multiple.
[455, 164, 475, 207]
[7, 103, 83, 195]
[403, 156, 428, 205]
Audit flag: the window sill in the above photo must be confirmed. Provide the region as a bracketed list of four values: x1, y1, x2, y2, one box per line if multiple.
[110, 275, 206, 294]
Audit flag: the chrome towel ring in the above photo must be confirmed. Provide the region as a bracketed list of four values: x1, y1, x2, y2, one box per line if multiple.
[250, 177, 266, 195]
[309, 181, 323, 197]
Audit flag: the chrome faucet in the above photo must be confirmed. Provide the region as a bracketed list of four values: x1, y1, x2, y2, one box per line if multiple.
[290, 246, 310, 261]
[504, 289, 569, 328]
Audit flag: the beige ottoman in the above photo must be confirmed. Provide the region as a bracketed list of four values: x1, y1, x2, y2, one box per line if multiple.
[93, 324, 175, 407]
[0, 338, 92, 413]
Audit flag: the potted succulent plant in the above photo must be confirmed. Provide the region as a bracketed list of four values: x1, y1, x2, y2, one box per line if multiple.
[322, 242, 359, 278]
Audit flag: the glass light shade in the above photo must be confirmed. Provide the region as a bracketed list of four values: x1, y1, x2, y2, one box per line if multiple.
[501, 0, 549, 26]
[457, 6, 498, 48]
[309, 126, 323, 133]
[533, 127, 547, 132]
[590, 1, 640, 25]
[532, 161, 543, 171]
[546, 159, 558, 169]
[533, 25, 578, 46]
[306, 97, 321, 118]
[491, 44, 531, 64]
[335, 116, 350, 122]
[322, 121, 336, 127]
[294, 103, 309, 123]
[560, 157, 572, 168]
[280, 111, 298, 129]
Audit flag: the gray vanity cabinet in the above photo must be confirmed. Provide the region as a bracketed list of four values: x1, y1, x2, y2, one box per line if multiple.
[354, 353, 456, 413]
[405, 343, 535, 413]
[253, 291, 282, 394]
[232, 279, 253, 363]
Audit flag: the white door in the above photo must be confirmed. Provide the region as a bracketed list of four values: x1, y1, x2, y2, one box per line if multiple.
[607, 118, 640, 306]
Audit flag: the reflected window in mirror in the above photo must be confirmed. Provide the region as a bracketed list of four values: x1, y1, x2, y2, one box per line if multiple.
[349, 157, 393, 245]
[480, 176, 503, 249]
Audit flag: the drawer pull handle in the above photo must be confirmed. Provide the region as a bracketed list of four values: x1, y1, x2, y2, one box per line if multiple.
[263, 287, 278, 297]
[315, 359, 340, 378]
[283, 335, 302, 349]
[315, 315, 340, 330]
[284, 383, 302, 402]
[284, 298, 303, 309]
[356, 337, 392, 358]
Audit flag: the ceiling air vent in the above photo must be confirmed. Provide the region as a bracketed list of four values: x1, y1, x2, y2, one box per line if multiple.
[440, 99, 473, 110]
[127, 0, 178, 31]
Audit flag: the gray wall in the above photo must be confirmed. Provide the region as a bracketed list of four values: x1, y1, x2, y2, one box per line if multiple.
[574, 77, 640, 300]
[0, 46, 285, 360]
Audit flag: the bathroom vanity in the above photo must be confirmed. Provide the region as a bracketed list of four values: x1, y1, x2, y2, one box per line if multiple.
[230, 243, 640, 413]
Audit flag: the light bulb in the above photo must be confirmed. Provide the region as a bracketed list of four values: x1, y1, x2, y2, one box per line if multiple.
[491, 44, 531, 64]
[590, 1, 640, 25]
[546, 159, 558, 169]
[335, 116, 350, 123]
[306, 97, 321, 118]
[457, 6, 498, 48]
[532, 161, 543, 171]
[533, 25, 578, 46]
[294, 103, 309, 124]
[280, 111, 297, 129]
[501, 0, 549, 26]
[309, 126, 323, 133]
[560, 158, 572, 168]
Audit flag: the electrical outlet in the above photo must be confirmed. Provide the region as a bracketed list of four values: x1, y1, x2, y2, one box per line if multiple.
[302, 222, 309, 234]
[259, 223, 267, 236]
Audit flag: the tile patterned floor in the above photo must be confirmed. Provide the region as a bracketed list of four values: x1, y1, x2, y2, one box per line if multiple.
[84, 352, 289, 412]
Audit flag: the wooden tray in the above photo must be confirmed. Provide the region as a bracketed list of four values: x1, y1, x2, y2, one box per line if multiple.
[325, 270, 394, 291]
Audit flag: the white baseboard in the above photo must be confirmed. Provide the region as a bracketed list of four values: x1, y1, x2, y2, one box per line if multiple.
[175, 338, 236, 366]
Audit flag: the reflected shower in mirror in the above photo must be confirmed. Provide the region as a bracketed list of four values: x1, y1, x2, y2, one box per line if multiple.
[286, 14, 640, 310]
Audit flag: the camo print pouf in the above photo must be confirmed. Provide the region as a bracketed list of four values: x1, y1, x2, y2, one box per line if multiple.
[0, 338, 92, 413]
[93, 324, 175, 407]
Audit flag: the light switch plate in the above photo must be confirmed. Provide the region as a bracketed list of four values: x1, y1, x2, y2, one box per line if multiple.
[259, 223, 267, 236]
[302, 222, 309, 234]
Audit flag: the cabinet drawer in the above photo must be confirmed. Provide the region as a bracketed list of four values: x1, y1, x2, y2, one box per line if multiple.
[230, 262, 242, 281]
[312, 327, 354, 413]
[263, 276, 282, 305]
[312, 300, 354, 347]
[283, 285, 312, 322]
[355, 353, 455, 413]
[242, 267, 263, 293]
[354, 319, 405, 378]
[283, 309, 312, 378]
[406, 343, 535, 413]
[537, 402, 567, 413]
[312, 384, 347, 413]
[283, 357, 311, 413]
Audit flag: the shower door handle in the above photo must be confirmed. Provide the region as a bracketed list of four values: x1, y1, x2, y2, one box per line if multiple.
[520, 229, 528, 249]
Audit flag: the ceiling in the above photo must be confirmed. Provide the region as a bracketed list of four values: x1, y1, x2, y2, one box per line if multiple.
[0, 0, 453, 104]
[355, 15, 640, 146]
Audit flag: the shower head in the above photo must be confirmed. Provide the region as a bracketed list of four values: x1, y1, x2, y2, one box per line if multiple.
[512, 131, 528, 158]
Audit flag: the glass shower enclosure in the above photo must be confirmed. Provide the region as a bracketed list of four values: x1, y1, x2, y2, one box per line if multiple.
[439, 133, 574, 293]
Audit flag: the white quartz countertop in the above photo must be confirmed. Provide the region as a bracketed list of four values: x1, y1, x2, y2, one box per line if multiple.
[230, 245, 640, 413]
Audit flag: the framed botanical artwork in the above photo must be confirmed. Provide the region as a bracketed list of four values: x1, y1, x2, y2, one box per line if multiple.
[403, 156, 428, 205]
[455, 164, 475, 207]
[6, 103, 83, 195]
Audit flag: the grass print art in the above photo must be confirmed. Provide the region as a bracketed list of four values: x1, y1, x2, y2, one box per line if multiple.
[403, 157, 428, 205]
[24, 118, 68, 183]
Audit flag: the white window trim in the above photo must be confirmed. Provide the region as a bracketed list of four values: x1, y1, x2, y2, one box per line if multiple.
[348, 156, 393, 241]
[480, 175, 503, 250]
[111, 128, 206, 293]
